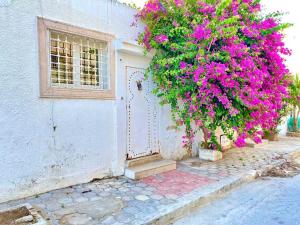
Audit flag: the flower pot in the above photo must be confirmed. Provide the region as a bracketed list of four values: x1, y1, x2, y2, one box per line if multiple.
[199, 148, 223, 161]
[263, 132, 279, 141]
[268, 133, 279, 141]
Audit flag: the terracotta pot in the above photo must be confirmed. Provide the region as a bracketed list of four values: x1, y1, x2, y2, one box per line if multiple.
[268, 133, 279, 141]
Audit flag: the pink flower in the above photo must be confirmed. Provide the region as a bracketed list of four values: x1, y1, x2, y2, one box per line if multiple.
[194, 66, 204, 82]
[142, 0, 162, 14]
[143, 27, 152, 50]
[154, 34, 168, 43]
[208, 110, 215, 118]
[235, 135, 246, 147]
[253, 136, 262, 144]
[191, 24, 211, 41]
[180, 61, 187, 69]
[174, 0, 184, 7]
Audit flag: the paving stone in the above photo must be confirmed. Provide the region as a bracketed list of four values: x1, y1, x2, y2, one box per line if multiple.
[141, 190, 153, 196]
[118, 187, 129, 192]
[84, 192, 98, 199]
[111, 222, 124, 225]
[145, 186, 157, 192]
[123, 206, 139, 214]
[39, 192, 53, 199]
[101, 216, 116, 224]
[136, 182, 147, 188]
[99, 192, 111, 197]
[74, 197, 89, 203]
[46, 201, 60, 211]
[32, 203, 46, 209]
[89, 196, 102, 201]
[165, 194, 179, 200]
[54, 207, 77, 217]
[116, 213, 133, 223]
[59, 197, 73, 205]
[131, 186, 144, 192]
[159, 198, 176, 205]
[135, 195, 150, 201]
[150, 194, 164, 200]
[60, 213, 92, 225]
[122, 196, 133, 201]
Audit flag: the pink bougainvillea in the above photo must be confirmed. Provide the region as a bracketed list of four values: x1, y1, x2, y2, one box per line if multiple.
[154, 34, 169, 43]
[136, 0, 291, 150]
[191, 23, 211, 41]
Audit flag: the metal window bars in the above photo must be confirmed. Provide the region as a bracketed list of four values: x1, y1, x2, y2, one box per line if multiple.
[50, 31, 109, 90]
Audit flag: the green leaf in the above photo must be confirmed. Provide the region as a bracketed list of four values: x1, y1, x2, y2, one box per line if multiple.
[216, 0, 232, 16]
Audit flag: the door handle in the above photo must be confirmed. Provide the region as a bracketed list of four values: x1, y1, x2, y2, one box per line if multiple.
[136, 80, 143, 91]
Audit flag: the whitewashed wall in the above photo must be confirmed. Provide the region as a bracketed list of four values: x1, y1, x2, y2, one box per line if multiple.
[262, 0, 300, 135]
[0, 0, 144, 203]
[262, 0, 300, 75]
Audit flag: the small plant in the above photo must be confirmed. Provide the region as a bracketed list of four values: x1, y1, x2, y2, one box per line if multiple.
[288, 73, 300, 133]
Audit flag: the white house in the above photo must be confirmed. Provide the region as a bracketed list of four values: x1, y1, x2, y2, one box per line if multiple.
[0, 0, 192, 203]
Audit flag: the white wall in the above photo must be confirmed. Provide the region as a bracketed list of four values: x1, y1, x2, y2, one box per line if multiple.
[262, 0, 300, 134]
[262, 0, 300, 75]
[0, 0, 144, 203]
[159, 105, 197, 160]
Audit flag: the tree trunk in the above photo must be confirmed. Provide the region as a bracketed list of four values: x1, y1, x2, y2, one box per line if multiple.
[202, 127, 209, 149]
[293, 108, 298, 132]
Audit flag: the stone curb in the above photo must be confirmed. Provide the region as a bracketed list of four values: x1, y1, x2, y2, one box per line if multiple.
[141, 149, 300, 225]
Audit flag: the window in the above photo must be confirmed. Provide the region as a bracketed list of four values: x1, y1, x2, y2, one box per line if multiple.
[50, 32, 109, 89]
[38, 18, 115, 99]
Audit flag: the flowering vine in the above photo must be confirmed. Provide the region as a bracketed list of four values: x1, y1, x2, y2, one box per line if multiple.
[136, 0, 291, 150]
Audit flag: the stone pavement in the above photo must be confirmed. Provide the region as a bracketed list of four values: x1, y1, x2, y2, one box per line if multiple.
[173, 174, 300, 225]
[1, 137, 300, 225]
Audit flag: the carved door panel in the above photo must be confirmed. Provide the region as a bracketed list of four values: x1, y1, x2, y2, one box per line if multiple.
[126, 66, 159, 159]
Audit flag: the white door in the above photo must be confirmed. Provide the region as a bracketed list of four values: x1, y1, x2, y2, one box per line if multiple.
[126, 66, 159, 159]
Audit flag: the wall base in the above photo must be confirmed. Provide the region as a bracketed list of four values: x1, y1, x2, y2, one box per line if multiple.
[0, 168, 116, 204]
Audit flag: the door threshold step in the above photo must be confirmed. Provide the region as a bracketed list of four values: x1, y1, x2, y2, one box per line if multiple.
[126, 154, 162, 168]
[125, 159, 176, 180]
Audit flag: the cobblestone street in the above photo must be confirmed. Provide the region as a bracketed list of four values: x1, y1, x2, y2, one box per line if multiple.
[1, 137, 300, 225]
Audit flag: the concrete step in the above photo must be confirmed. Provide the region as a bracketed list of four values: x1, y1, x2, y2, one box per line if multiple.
[246, 139, 269, 148]
[125, 159, 177, 180]
[126, 154, 162, 168]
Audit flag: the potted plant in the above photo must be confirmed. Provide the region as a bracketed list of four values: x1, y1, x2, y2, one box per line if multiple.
[198, 127, 234, 161]
[287, 73, 300, 137]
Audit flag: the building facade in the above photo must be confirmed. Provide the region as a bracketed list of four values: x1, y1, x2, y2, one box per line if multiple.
[1, 0, 297, 204]
[0, 0, 195, 203]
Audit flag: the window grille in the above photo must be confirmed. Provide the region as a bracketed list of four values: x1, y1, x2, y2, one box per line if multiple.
[49, 31, 109, 90]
